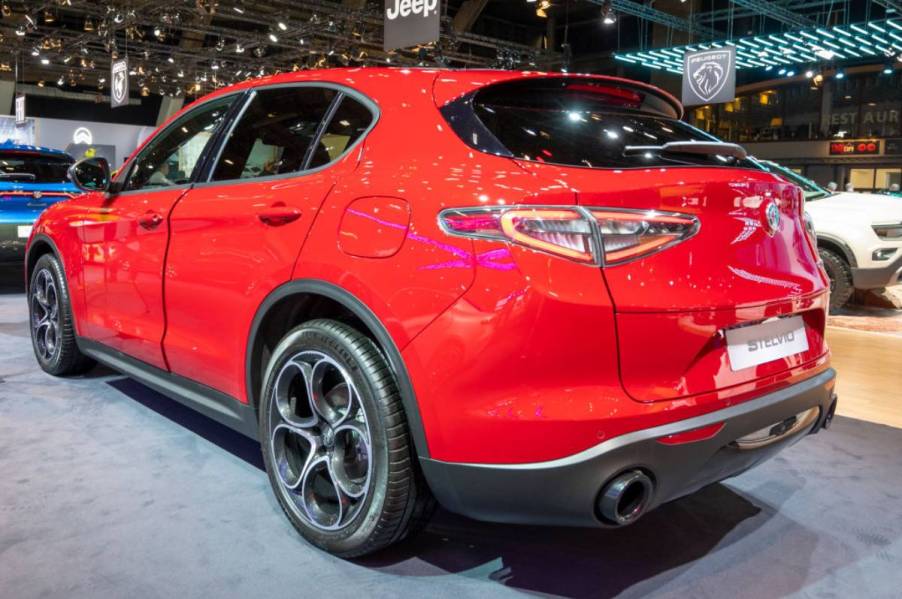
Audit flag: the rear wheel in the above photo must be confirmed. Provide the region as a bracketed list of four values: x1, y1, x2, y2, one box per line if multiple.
[28, 254, 95, 376]
[259, 319, 434, 557]
[819, 249, 854, 312]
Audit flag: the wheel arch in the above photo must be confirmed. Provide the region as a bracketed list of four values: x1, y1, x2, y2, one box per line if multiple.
[24, 234, 64, 291]
[816, 234, 857, 267]
[246, 279, 430, 458]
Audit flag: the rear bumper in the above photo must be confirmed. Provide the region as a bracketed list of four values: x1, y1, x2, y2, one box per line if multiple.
[420, 368, 836, 527]
[852, 251, 902, 289]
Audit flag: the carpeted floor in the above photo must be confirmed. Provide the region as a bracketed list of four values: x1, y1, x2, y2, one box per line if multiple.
[2, 265, 901, 599]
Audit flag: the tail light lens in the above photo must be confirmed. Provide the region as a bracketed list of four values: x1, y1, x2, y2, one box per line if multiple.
[591, 210, 699, 265]
[439, 206, 698, 266]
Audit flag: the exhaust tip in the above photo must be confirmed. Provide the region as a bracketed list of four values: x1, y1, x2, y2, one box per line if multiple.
[598, 470, 654, 526]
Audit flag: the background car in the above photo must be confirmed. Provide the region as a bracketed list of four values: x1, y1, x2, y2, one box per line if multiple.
[762, 161, 902, 310]
[0, 141, 78, 264]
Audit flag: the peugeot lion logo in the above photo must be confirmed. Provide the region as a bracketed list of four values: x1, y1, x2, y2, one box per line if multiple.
[687, 50, 733, 103]
[765, 201, 781, 236]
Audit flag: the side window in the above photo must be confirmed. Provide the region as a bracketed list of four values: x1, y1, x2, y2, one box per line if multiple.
[124, 96, 235, 192]
[211, 87, 337, 182]
[308, 96, 374, 169]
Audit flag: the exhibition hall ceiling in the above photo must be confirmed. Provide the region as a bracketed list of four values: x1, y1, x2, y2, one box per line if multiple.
[0, 1, 898, 99]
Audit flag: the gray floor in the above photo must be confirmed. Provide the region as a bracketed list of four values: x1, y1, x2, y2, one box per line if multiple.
[2, 264, 902, 599]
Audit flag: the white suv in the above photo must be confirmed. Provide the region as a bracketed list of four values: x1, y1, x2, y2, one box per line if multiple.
[762, 161, 902, 310]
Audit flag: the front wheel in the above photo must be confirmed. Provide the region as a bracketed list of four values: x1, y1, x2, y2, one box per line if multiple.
[259, 319, 434, 557]
[28, 254, 95, 376]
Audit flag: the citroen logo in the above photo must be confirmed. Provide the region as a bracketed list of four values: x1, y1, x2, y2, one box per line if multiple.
[765, 200, 781, 236]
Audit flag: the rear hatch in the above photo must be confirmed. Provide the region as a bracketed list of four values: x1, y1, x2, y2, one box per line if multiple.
[440, 75, 828, 402]
[0, 150, 76, 223]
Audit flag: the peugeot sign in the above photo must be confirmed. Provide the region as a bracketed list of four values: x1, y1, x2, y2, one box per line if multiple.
[383, 0, 440, 52]
[681, 47, 736, 107]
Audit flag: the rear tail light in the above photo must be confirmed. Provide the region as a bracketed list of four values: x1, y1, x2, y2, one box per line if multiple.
[439, 206, 698, 266]
[591, 210, 698, 265]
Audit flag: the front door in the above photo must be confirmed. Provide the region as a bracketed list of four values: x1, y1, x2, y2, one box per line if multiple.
[163, 85, 375, 400]
[78, 94, 237, 369]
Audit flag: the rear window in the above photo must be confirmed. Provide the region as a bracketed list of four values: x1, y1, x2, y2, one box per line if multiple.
[0, 151, 72, 184]
[442, 78, 760, 170]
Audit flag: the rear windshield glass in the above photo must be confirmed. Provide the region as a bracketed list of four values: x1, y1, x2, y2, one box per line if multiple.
[445, 78, 760, 170]
[0, 152, 73, 184]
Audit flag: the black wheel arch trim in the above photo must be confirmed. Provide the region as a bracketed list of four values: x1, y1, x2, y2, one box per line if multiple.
[816, 234, 857, 267]
[24, 233, 65, 291]
[245, 278, 430, 459]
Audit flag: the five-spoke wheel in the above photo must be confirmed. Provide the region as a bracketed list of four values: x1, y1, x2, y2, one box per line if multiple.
[268, 351, 372, 531]
[259, 319, 434, 557]
[30, 268, 60, 363]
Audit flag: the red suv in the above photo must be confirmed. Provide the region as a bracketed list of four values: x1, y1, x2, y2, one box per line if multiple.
[26, 68, 837, 557]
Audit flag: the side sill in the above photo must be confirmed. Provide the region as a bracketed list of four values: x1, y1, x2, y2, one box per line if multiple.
[77, 337, 259, 441]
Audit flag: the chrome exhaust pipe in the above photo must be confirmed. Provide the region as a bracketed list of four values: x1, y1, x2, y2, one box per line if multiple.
[598, 470, 654, 526]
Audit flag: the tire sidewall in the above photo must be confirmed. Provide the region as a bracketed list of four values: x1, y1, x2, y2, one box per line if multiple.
[258, 323, 391, 554]
[819, 249, 853, 311]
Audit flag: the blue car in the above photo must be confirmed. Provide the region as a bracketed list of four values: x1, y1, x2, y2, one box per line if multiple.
[0, 141, 78, 264]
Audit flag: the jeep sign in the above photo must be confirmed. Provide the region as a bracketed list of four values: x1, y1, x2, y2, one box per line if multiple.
[682, 47, 736, 107]
[384, 0, 440, 52]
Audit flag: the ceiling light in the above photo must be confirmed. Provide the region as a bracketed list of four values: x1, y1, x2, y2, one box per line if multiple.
[268, 33, 278, 43]
[601, 1, 616, 25]
[835, 68, 845, 79]
[277, 21, 288, 31]
[883, 63, 894, 74]
[805, 69, 815, 78]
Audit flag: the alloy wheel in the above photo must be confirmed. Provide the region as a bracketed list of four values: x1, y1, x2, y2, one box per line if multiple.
[267, 351, 373, 531]
[31, 269, 61, 362]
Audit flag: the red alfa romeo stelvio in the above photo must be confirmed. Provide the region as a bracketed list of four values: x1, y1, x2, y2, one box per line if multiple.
[26, 68, 837, 557]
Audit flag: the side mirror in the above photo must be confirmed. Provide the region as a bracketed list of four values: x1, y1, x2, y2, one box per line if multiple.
[68, 157, 112, 193]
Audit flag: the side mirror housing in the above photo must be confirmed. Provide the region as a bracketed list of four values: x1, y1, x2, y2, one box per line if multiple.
[68, 157, 112, 193]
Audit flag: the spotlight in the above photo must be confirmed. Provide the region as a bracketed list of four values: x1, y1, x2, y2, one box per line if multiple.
[835, 68, 845, 79]
[536, 0, 551, 18]
[785, 69, 796, 77]
[601, 1, 616, 25]
[805, 69, 814, 78]
[268, 33, 278, 43]
[882, 62, 894, 75]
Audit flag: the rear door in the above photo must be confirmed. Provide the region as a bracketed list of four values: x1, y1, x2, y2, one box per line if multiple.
[162, 85, 375, 400]
[77, 94, 237, 368]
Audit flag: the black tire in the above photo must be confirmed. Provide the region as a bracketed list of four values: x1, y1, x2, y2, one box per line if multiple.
[28, 253, 95, 376]
[259, 319, 434, 557]
[819, 248, 854, 312]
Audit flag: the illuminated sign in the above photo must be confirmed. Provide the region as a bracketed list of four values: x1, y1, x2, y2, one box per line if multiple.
[616, 18, 902, 74]
[73, 127, 93, 145]
[829, 140, 881, 156]
[15, 95, 25, 125]
[383, 0, 440, 51]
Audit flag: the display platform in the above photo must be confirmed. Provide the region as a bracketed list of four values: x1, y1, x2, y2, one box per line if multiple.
[1, 269, 901, 598]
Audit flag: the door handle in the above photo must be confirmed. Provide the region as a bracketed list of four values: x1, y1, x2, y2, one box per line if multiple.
[258, 204, 302, 226]
[138, 211, 164, 230]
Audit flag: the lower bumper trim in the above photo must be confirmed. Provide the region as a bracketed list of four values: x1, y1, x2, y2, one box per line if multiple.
[420, 368, 836, 527]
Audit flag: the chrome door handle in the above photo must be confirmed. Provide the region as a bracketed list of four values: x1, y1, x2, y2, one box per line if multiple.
[138, 211, 164, 230]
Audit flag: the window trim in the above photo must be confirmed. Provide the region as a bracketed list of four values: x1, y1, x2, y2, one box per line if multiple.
[114, 90, 247, 197]
[195, 81, 380, 188]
